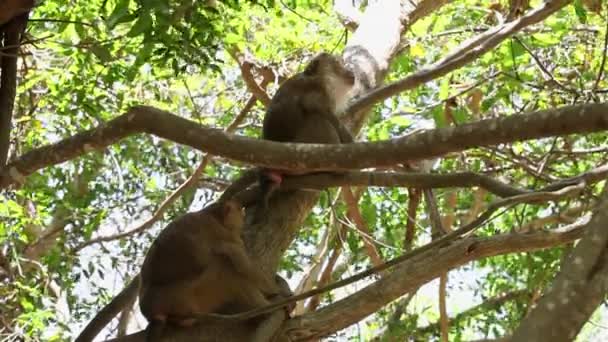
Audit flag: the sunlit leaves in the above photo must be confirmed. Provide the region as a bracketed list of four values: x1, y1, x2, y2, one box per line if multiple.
[127, 12, 152, 37]
[107, 0, 134, 29]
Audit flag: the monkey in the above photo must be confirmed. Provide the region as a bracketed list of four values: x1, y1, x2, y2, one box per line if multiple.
[138, 199, 281, 341]
[195, 206, 497, 324]
[254, 52, 357, 218]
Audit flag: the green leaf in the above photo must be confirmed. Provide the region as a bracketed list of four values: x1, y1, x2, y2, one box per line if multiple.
[127, 12, 153, 37]
[90, 44, 113, 63]
[387, 115, 411, 127]
[439, 78, 450, 99]
[106, 0, 133, 29]
[573, 0, 588, 24]
[532, 33, 560, 47]
[431, 107, 447, 128]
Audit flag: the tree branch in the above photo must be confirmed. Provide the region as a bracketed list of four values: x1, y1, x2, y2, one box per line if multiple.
[284, 217, 588, 340]
[0, 13, 27, 165]
[2, 102, 607, 190]
[345, 0, 573, 116]
[511, 187, 608, 341]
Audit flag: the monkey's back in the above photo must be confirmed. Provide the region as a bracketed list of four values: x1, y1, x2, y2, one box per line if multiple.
[262, 75, 340, 144]
[139, 209, 240, 320]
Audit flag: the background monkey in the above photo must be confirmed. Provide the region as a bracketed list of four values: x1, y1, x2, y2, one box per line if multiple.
[257, 52, 357, 214]
[138, 200, 281, 340]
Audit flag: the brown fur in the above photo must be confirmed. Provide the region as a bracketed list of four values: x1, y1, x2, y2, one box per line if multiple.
[256, 53, 356, 218]
[139, 200, 280, 340]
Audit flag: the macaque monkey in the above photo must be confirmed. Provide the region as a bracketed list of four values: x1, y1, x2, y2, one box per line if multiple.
[139, 200, 281, 341]
[257, 52, 356, 215]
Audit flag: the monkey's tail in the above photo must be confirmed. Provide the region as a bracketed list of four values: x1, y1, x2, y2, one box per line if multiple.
[145, 320, 166, 342]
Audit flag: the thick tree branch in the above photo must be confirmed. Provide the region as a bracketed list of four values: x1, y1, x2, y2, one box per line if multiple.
[2, 102, 607, 190]
[0, 13, 27, 165]
[284, 218, 588, 340]
[231, 163, 607, 208]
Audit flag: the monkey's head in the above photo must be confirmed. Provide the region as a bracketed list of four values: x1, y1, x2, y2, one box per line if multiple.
[218, 200, 245, 233]
[304, 53, 356, 112]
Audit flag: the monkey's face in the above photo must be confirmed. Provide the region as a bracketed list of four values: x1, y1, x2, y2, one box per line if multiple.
[222, 200, 245, 233]
[307, 53, 355, 85]
[325, 62, 356, 113]
[331, 58, 356, 87]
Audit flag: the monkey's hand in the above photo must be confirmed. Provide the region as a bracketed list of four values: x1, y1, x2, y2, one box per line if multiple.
[215, 242, 281, 295]
[319, 109, 354, 143]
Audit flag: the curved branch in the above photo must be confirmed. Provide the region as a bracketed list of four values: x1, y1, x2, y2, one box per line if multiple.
[2, 102, 607, 190]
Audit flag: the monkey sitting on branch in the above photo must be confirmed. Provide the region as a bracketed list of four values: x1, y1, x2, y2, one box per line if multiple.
[138, 200, 284, 341]
[221, 52, 357, 215]
[260, 51, 356, 190]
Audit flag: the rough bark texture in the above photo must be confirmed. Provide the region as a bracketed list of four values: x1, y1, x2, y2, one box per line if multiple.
[0, 13, 28, 165]
[510, 188, 608, 341]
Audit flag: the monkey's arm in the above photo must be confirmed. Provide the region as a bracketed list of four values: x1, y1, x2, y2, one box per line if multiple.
[218, 168, 260, 203]
[322, 110, 354, 143]
[302, 95, 354, 144]
[214, 242, 280, 295]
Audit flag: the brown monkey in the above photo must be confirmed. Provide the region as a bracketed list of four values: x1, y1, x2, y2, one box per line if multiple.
[139, 200, 280, 340]
[257, 52, 356, 215]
